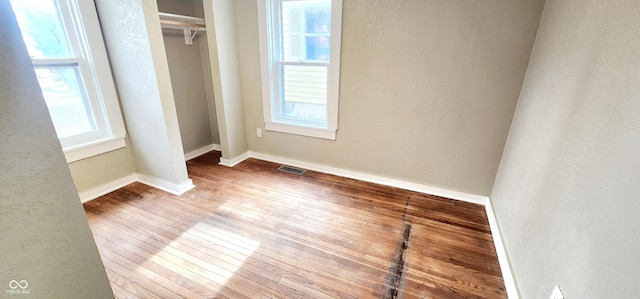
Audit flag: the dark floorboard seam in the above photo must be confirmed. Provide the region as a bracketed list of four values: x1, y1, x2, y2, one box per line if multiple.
[382, 197, 413, 299]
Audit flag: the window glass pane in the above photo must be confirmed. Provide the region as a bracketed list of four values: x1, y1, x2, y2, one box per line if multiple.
[34, 66, 96, 138]
[281, 2, 303, 61]
[305, 6, 330, 34]
[10, 0, 71, 58]
[305, 36, 330, 61]
[282, 64, 327, 122]
[282, 0, 330, 62]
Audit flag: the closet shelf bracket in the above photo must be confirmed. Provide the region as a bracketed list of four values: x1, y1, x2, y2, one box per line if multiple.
[159, 12, 206, 46]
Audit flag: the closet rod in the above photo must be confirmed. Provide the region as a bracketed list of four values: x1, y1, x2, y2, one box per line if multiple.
[159, 12, 206, 45]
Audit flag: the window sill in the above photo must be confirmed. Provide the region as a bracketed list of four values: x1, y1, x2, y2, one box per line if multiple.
[265, 122, 336, 140]
[64, 136, 126, 163]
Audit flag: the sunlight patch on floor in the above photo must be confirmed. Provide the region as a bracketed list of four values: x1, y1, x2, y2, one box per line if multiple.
[141, 222, 260, 294]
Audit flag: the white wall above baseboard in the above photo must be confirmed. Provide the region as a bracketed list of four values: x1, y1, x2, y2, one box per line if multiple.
[184, 143, 221, 161]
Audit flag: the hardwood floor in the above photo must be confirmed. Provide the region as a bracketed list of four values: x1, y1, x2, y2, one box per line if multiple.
[84, 151, 506, 298]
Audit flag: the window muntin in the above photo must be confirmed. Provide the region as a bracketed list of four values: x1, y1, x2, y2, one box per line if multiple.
[10, 0, 126, 161]
[258, 0, 342, 140]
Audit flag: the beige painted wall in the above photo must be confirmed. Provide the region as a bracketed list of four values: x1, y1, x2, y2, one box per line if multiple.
[96, 0, 190, 185]
[0, 2, 113, 296]
[491, 0, 640, 297]
[194, 0, 222, 147]
[68, 146, 136, 193]
[158, 0, 219, 153]
[235, 0, 545, 195]
[203, 0, 248, 159]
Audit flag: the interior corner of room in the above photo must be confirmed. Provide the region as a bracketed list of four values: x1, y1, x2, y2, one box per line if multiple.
[3, 0, 640, 298]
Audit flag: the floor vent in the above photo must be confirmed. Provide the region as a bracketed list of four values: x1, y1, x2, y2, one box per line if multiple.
[277, 165, 306, 175]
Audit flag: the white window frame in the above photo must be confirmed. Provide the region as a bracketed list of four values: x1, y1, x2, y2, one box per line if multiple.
[257, 0, 342, 140]
[14, 0, 126, 162]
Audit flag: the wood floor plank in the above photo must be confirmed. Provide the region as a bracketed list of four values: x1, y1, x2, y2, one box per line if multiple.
[87, 208, 265, 299]
[94, 188, 378, 298]
[88, 201, 304, 299]
[105, 271, 142, 299]
[85, 151, 506, 298]
[108, 185, 394, 287]
[106, 264, 183, 298]
[99, 245, 205, 299]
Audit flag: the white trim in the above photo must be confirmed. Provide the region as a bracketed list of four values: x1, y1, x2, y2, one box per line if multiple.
[257, 0, 273, 131]
[485, 199, 520, 299]
[72, 0, 127, 142]
[65, 137, 126, 163]
[218, 152, 250, 167]
[265, 122, 336, 140]
[326, 0, 342, 133]
[79, 174, 137, 203]
[79, 172, 196, 204]
[219, 150, 489, 204]
[52, 0, 127, 156]
[257, 0, 342, 140]
[184, 143, 221, 161]
[136, 173, 195, 195]
[158, 12, 206, 25]
[248, 151, 487, 205]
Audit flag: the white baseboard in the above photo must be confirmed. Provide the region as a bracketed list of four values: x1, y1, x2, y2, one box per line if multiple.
[219, 152, 250, 167]
[136, 173, 195, 195]
[79, 174, 138, 203]
[485, 199, 520, 299]
[80, 173, 196, 204]
[248, 151, 488, 205]
[184, 143, 221, 161]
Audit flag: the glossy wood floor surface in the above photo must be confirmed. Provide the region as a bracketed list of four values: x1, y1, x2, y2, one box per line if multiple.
[84, 151, 506, 299]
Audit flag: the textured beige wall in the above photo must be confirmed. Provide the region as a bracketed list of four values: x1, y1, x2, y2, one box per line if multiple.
[491, 0, 640, 297]
[203, 0, 248, 159]
[68, 146, 136, 193]
[96, 0, 189, 184]
[158, 0, 218, 153]
[0, 2, 113, 296]
[194, 0, 221, 146]
[235, 0, 545, 195]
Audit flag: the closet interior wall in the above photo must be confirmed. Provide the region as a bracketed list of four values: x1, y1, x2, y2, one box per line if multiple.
[157, 0, 220, 156]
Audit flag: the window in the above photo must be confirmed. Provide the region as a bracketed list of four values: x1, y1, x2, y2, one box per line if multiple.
[258, 0, 342, 140]
[10, 0, 126, 162]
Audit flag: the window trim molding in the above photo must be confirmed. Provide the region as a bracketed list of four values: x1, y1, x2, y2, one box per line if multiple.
[14, 0, 127, 162]
[257, 0, 342, 141]
[66, 0, 126, 143]
[64, 136, 126, 163]
[265, 122, 336, 140]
